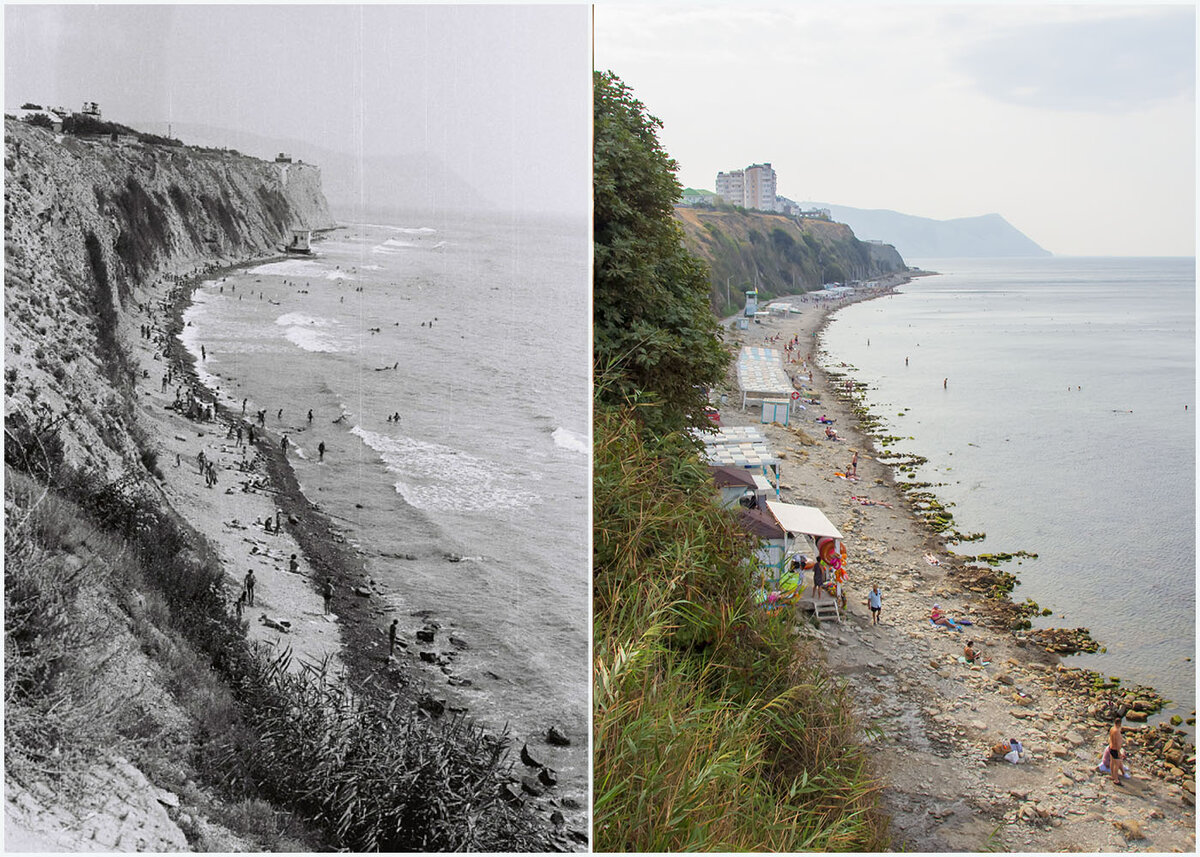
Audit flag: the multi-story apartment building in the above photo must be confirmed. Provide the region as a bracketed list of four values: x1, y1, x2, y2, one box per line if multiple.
[715, 162, 777, 211]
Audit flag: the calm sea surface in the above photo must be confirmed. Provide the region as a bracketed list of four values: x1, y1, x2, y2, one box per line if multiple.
[183, 213, 589, 789]
[823, 257, 1195, 717]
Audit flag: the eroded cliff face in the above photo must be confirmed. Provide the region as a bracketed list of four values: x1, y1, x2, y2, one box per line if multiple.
[3, 118, 335, 477]
[673, 206, 907, 313]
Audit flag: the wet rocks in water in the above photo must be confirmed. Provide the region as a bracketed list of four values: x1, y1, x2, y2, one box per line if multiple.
[449, 635, 469, 649]
[353, 586, 371, 598]
[416, 625, 437, 643]
[538, 767, 558, 788]
[520, 743, 543, 768]
[419, 651, 438, 664]
[546, 725, 571, 746]
[1028, 627, 1099, 655]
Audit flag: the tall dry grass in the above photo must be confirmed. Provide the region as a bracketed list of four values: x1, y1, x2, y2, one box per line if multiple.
[594, 404, 888, 851]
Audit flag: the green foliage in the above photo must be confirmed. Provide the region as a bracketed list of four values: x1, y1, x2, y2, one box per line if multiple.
[593, 71, 730, 435]
[593, 405, 888, 851]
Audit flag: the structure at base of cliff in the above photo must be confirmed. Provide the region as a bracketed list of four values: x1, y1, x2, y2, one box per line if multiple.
[4, 117, 335, 477]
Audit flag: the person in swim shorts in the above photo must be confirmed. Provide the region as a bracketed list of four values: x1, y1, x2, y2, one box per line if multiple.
[1108, 716, 1125, 785]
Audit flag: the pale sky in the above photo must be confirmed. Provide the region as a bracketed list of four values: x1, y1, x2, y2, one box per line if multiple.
[595, 3, 1196, 257]
[5, 4, 591, 216]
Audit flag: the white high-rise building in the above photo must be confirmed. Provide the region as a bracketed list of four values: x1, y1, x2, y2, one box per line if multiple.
[715, 163, 778, 211]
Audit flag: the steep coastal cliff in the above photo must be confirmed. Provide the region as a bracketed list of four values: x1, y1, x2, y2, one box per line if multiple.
[4, 119, 552, 851]
[673, 206, 908, 313]
[5, 118, 333, 477]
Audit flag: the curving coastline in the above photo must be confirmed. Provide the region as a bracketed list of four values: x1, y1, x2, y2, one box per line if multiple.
[720, 277, 1196, 850]
[152, 243, 588, 848]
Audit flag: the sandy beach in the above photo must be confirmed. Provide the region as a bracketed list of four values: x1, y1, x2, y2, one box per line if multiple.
[719, 279, 1196, 851]
[123, 251, 587, 846]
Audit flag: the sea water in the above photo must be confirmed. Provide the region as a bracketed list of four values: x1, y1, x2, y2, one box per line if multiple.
[822, 257, 1196, 717]
[182, 214, 589, 788]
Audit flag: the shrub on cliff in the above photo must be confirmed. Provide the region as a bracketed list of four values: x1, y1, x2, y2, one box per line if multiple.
[593, 406, 887, 851]
[593, 70, 729, 436]
[21, 113, 54, 130]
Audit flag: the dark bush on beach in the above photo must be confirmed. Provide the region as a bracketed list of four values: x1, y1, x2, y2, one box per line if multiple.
[221, 652, 540, 852]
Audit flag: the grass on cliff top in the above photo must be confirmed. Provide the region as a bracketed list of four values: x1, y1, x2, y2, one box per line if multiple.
[593, 404, 888, 852]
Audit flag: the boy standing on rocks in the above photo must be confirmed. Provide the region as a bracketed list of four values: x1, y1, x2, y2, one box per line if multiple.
[1109, 716, 1125, 785]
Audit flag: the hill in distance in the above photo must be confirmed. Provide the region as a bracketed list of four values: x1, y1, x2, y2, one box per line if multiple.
[803, 202, 1052, 259]
[129, 121, 488, 220]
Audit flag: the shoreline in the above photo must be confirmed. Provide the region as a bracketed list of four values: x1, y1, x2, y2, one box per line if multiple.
[720, 275, 1195, 850]
[814, 276, 1191, 724]
[138, 244, 587, 847]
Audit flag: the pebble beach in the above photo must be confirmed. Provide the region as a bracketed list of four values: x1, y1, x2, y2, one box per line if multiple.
[718, 277, 1196, 851]
[122, 244, 588, 846]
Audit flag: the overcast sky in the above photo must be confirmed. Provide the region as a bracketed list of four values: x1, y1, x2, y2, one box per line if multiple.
[595, 3, 1195, 257]
[5, 4, 591, 216]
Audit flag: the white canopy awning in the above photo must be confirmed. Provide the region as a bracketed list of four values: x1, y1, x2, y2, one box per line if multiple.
[765, 501, 843, 540]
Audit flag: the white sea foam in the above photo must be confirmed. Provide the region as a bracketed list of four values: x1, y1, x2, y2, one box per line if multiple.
[344, 222, 436, 234]
[275, 312, 343, 352]
[350, 425, 541, 512]
[250, 259, 357, 281]
[275, 312, 334, 328]
[551, 426, 588, 455]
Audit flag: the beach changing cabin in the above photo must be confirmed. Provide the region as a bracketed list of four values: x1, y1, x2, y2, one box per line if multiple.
[285, 229, 312, 255]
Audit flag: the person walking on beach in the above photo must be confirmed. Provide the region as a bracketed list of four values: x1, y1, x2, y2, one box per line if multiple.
[323, 579, 334, 614]
[867, 585, 882, 625]
[235, 590, 246, 621]
[389, 618, 399, 656]
[318, 441, 326, 462]
[1108, 716, 1125, 785]
[307, 409, 313, 424]
[849, 450, 859, 478]
[244, 569, 256, 607]
[943, 378, 948, 389]
[281, 434, 289, 455]
[288, 553, 299, 575]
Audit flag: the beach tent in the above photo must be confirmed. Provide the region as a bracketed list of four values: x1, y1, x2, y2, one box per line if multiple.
[765, 500, 846, 621]
[735, 346, 794, 409]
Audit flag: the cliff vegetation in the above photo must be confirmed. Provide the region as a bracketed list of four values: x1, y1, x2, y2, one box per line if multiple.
[674, 205, 907, 315]
[4, 118, 549, 850]
[593, 71, 887, 852]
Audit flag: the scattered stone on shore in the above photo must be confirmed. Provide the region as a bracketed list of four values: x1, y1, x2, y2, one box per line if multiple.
[546, 725, 571, 746]
[520, 744, 543, 769]
[520, 776, 544, 797]
[538, 767, 558, 788]
[417, 694, 445, 718]
[416, 626, 437, 643]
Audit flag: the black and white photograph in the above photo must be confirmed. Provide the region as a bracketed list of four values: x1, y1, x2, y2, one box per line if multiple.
[4, 4, 590, 851]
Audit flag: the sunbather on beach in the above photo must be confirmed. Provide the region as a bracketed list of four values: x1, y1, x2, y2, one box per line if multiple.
[825, 426, 839, 440]
[930, 604, 960, 630]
